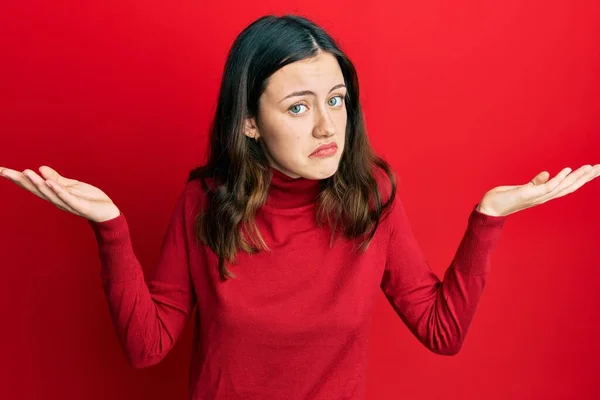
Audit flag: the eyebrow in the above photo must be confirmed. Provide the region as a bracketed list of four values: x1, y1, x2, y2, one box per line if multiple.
[278, 83, 347, 103]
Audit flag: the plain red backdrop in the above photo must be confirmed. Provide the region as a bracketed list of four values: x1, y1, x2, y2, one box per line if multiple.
[1, 0, 599, 399]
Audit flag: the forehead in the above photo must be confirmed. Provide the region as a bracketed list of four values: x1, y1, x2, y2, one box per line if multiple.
[263, 52, 344, 98]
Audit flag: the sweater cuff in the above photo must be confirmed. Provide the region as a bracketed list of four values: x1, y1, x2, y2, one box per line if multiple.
[454, 203, 506, 275]
[88, 212, 143, 283]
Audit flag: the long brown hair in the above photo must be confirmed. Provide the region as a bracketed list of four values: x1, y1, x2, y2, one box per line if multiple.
[187, 15, 397, 280]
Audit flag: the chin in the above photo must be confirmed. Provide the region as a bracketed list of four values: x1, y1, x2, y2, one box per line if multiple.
[277, 156, 341, 180]
[303, 160, 340, 180]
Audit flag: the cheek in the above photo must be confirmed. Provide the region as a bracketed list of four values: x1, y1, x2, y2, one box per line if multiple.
[334, 110, 348, 135]
[337, 107, 348, 128]
[261, 116, 307, 155]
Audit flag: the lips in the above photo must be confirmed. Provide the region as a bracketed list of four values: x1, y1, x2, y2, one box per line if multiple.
[310, 142, 337, 156]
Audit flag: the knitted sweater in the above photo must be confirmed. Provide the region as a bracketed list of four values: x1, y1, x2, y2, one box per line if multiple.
[88, 167, 506, 399]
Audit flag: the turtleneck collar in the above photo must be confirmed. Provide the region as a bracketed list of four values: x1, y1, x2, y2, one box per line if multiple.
[264, 167, 322, 209]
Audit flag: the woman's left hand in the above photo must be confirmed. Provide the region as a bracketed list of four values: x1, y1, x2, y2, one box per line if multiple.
[476, 164, 600, 217]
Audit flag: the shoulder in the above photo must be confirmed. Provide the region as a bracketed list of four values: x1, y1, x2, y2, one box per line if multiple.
[371, 164, 409, 236]
[372, 163, 396, 203]
[177, 175, 217, 220]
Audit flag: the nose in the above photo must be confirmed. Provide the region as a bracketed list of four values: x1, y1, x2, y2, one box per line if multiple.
[313, 108, 336, 138]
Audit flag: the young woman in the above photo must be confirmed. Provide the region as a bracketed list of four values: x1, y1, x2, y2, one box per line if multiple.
[1, 14, 598, 400]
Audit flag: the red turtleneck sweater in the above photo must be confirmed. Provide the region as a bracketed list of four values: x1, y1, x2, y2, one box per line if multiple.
[88, 167, 506, 399]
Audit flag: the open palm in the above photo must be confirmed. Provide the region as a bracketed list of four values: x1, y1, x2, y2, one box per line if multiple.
[478, 164, 600, 217]
[0, 165, 121, 223]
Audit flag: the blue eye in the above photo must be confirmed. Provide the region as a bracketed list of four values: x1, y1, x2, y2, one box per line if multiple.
[288, 96, 344, 116]
[289, 104, 308, 115]
[328, 95, 344, 107]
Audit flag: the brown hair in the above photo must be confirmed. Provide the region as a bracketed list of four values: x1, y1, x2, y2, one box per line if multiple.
[187, 15, 396, 280]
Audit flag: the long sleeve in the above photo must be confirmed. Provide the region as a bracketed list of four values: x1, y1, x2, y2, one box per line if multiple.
[87, 183, 197, 368]
[380, 195, 505, 355]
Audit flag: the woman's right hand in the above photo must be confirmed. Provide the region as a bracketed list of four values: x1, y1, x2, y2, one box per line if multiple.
[1, 165, 121, 223]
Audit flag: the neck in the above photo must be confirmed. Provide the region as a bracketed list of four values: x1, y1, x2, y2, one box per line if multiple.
[265, 167, 322, 209]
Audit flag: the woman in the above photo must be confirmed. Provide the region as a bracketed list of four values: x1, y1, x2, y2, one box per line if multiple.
[1, 14, 598, 400]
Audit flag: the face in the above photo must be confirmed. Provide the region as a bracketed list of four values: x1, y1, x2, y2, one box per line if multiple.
[244, 51, 348, 180]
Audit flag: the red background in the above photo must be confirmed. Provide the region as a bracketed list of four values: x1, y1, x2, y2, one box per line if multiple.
[1, 1, 599, 399]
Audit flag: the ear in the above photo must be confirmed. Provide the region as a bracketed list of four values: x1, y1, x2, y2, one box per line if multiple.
[243, 116, 260, 140]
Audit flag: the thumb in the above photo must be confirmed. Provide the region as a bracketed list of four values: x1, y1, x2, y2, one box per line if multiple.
[39, 165, 79, 186]
[491, 170, 553, 193]
[529, 171, 550, 186]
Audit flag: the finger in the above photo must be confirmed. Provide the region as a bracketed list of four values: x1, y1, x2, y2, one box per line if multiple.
[1, 168, 79, 213]
[46, 180, 89, 216]
[22, 169, 80, 214]
[537, 165, 594, 203]
[5, 169, 51, 201]
[522, 167, 572, 199]
[38, 165, 80, 187]
[594, 164, 600, 180]
[543, 164, 600, 201]
[543, 167, 573, 188]
[530, 171, 551, 186]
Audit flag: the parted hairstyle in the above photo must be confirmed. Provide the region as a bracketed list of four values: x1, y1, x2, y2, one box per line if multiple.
[187, 14, 396, 280]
